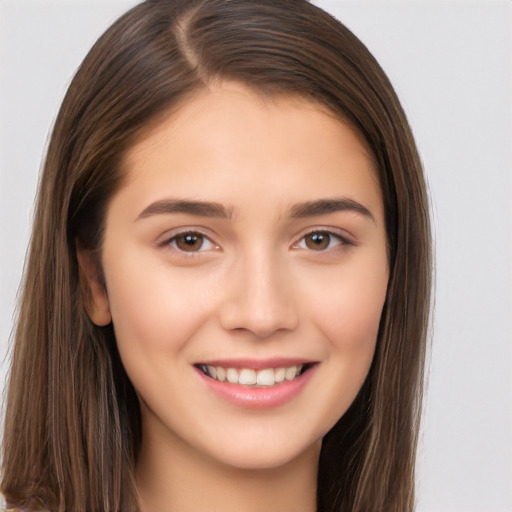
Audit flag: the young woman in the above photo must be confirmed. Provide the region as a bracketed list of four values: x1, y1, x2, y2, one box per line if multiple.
[1, 1, 431, 511]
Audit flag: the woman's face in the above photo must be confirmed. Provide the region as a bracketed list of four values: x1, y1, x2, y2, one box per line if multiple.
[88, 83, 389, 470]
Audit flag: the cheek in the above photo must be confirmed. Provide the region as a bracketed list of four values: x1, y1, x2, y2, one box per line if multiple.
[308, 256, 388, 347]
[326, 285, 386, 346]
[305, 270, 387, 433]
[103, 252, 216, 359]
[305, 256, 388, 405]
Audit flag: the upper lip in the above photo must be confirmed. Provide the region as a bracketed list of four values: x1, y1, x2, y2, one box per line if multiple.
[194, 358, 316, 369]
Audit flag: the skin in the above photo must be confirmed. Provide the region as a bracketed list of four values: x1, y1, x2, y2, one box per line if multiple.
[80, 83, 389, 512]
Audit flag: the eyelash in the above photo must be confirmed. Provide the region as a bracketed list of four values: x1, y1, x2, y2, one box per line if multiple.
[159, 228, 353, 257]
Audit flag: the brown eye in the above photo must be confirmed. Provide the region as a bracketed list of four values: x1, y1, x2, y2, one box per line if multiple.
[171, 232, 212, 252]
[304, 232, 331, 250]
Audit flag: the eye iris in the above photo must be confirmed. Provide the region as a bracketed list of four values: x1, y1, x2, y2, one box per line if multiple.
[176, 233, 203, 251]
[305, 232, 330, 250]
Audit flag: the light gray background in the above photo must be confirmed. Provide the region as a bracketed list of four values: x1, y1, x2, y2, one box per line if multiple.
[0, 1, 510, 511]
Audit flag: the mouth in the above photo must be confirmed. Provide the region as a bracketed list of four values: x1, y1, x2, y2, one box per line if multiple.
[195, 362, 315, 387]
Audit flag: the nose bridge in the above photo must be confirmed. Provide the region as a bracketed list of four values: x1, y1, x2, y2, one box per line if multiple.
[219, 244, 298, 337]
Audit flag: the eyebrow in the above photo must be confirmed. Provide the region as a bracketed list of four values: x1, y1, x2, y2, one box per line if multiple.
[136, 199, 233, 220]
[136, 197, 374, 222]
[289, 198, 374, 221]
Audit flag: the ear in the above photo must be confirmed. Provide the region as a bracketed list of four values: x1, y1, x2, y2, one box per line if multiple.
[76, 247, 112, 326]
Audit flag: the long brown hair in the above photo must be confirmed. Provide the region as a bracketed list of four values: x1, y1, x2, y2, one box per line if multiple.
[1, 1, 431, 510]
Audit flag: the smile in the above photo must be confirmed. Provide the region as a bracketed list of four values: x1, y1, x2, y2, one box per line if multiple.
[195, 361, 318, 409]
[197, 364, 307, 387]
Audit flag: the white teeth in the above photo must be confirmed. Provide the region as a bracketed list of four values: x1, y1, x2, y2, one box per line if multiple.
[207, 365, 217, 379]
[204, 364, 305, 387]
[256, 368, 275, 386]
[216, 367, 226, 382]
[285, 366, 298, 381]
[274, 368, 286, 383]
[226, 368, 238, 384]
[239, 369, 257, 385]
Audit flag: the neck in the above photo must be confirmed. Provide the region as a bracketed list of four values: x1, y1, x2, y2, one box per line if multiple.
[135, 424, 320, 512]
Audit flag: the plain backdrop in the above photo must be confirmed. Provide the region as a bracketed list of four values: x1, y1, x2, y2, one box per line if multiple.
[0, 1, 510, 511]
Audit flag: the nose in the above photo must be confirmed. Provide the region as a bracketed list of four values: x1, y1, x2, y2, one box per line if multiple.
[219, 251, 299, 338]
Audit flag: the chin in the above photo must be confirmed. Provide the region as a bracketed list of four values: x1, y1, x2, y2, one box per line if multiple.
[200, 432, 323, 472]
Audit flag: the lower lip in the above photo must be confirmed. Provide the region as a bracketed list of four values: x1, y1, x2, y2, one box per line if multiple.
[196, 366, 317, 409]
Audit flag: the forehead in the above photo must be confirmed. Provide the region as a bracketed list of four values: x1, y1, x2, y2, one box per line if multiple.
[125, 82, 375, 164]
[118, 82, 382, 220]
